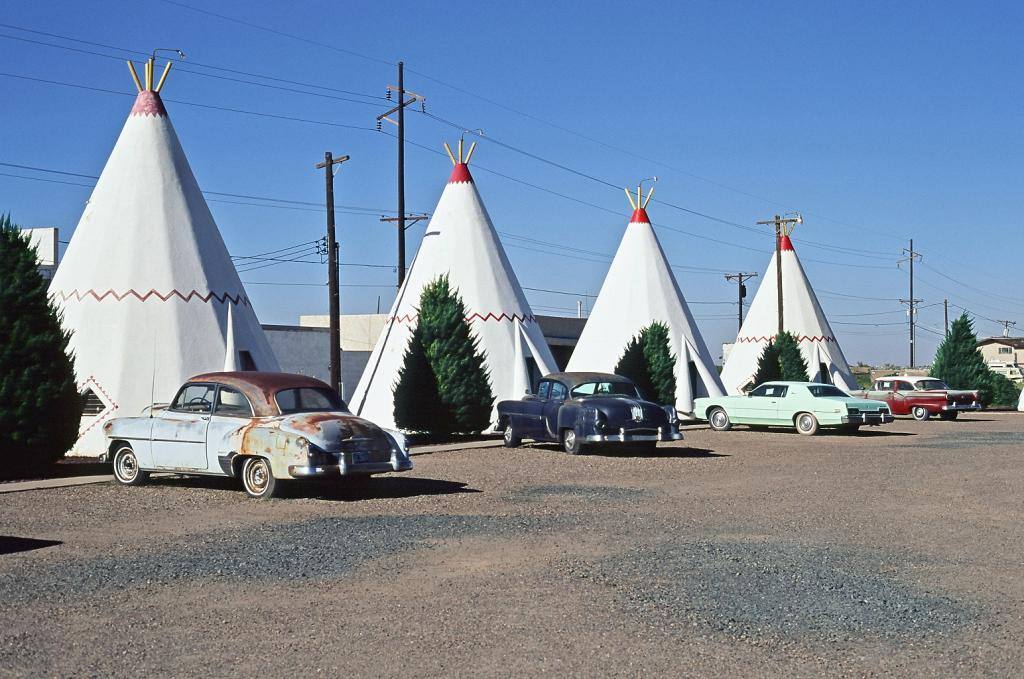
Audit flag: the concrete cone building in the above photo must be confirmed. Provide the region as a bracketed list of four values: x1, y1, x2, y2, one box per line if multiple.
[49, 59, 278, 454]
[719, 233, 856, 394]
[565, 185, 724, 414]
[350, 141, 556, 430]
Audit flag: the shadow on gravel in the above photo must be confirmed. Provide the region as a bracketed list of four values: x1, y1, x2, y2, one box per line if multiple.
[282, 477, 480, 502]
[589, 446, 727, 459]
[0, 536, 62, 555]
[144, 474, 479, 502]
[527, 444, 727, 458]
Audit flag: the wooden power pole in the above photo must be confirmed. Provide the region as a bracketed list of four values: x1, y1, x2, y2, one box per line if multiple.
[756, 213, 803, 336]
[376, 62, 425, 287]
[899, 239, 923, 368]
[724, 272, 758, 332]
[315, 151, 349, 393]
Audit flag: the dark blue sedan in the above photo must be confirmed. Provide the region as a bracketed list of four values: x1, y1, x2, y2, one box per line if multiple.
[496, 372, 683, 454]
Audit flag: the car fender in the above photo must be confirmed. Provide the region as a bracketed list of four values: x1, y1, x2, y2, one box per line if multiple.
[557, 403, 582, 433]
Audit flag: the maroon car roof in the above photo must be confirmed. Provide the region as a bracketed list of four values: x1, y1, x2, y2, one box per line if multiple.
[186, 371, 335, 416]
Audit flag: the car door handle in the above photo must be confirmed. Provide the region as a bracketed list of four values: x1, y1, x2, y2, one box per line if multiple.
[201, 415, 211, 421]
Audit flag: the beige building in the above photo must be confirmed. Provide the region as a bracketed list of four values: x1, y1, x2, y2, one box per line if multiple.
[977, 337, 1024, 383]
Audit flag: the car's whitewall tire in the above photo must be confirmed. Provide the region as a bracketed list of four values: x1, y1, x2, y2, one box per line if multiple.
[503, 421, 522, 448]
[241, 457, 279, 499]
[795, 412, 819, 436]
[112, 445, 149, 486]
[562, 429, 585, 455]
[708, 407, 732, 432]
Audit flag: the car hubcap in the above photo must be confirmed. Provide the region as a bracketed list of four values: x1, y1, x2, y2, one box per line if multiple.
[800, 416, 812, 431]
[712, 411, 727, 428]
[247, 461, 268, 493]
[504, 427, 513, 443]
[565, 431, 576, 449]
[117, 451, 137, 481]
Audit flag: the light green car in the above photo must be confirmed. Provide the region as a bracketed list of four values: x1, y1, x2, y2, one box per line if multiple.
[694, 382, 895, 435]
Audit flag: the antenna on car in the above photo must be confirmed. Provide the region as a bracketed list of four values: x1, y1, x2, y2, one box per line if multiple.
[149, 321, 157, 418]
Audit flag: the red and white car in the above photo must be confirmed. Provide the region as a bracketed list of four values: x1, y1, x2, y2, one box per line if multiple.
[850, 376, 982, 421]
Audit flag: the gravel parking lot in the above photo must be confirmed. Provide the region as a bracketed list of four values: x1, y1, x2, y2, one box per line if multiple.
[2, 414, 1023, 677]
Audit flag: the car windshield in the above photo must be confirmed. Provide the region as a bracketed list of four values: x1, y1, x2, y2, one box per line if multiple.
[807, 384, 848, 398]
[275, 387, 346, 414]
[570, 381, 641, 398]
[915, 379, 949, 390]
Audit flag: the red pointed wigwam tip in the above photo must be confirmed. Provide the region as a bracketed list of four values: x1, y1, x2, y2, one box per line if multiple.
[780, 234, 795, 251]
[130, 90, 168, 117]
[448, 163, 473, 184]
[629, 208, 650, 224]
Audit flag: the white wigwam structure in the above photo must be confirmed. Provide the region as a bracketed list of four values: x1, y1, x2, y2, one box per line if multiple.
[350, 141, 557, 430]
[565, 185, 725, 414]
[719, 233, 856, 394]
[49, 59, 278, 454]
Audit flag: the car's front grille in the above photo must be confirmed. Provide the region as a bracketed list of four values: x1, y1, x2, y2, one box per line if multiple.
[338, 434, 392, 462]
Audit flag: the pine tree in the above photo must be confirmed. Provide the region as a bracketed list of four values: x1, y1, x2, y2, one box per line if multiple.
[930, 314, 995, 404]
[418, 275, 494, 432]
[776, 331, 809, 381]
[615, 334, 655, 401]
[0, 215, 82, 477]
[393, 323, 453, 433]
[752, 341, 782, 386]
[641, 322, 677, 405]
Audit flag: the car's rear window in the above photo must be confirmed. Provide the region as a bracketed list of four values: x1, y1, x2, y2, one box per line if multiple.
[808, 385, 847, 398]
[570, 381, 641, 398]
[914, 379, 949, 390]
[275, 387, 345, 414]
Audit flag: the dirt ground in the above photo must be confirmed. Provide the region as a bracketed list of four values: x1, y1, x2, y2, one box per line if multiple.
[2, 413, 1023, 677]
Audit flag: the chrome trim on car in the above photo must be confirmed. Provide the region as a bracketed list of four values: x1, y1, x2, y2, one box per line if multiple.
[941, 403, 982, 411]
[582, 431, 684, 443]
[841, 413, 895, 424]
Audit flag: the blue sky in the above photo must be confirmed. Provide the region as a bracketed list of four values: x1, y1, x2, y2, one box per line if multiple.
[2, 0, 1021, 365]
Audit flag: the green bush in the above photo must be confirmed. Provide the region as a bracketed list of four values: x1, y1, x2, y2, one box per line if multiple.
[752, 341, 782, 386]
[393, 324, 452, 433]
[614, 321, 676, 404]
[985, 373, 1022, 408]
[393, 275, 493, 434]
[0, 215, 82, 477]
[776, 331, 810, 381]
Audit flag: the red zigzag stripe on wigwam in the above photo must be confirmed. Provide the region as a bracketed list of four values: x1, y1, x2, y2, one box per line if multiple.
[736, 335, 837, 344]
[389, 312, 537, 325]
[54, 289, 250, 306]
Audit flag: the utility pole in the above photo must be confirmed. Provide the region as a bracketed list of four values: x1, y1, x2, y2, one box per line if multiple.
[724, 272, 758, 332]
[944, 299, 949, 337]
[755, 213, 803, 336]
[378, 213, 429, 288]
[899, 239, 923, 367]
[314, 151, 350, 393]
[996, 320, 1017, 338]
[376, 62, 425, 287]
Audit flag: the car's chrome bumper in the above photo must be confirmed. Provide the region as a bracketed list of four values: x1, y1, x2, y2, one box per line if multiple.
[842, 413, 895, 425]
[582, 427, 684, 443]
[288, 451, 412, 478]
[942, 402, 982, 412]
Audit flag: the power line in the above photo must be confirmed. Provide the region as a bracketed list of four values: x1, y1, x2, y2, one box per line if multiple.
[0, 71, 377, 132]
[420, 110, 898, 260]
[156, 0, 394, 67]
[111, 6, 907, 245]
[0, 31, 386, 106]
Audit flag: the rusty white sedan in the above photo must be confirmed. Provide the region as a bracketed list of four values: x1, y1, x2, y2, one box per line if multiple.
[102, 372, 412, 498]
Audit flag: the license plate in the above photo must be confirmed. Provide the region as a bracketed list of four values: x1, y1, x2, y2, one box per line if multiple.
[352, 451, 369, 464]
